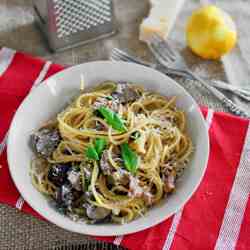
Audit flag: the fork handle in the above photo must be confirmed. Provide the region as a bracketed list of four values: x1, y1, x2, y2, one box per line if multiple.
[186, 70, 249, 118]
[212, 80, 250, 99]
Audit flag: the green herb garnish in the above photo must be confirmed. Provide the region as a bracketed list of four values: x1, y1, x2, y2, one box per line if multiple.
[97, 106, 127, 132]
[106, 96, 113, 100]
[94, 138, 107, 155]
[86, 138, 107, 161]
[121, 143, 138, 174]
[86, 146, 99, 161]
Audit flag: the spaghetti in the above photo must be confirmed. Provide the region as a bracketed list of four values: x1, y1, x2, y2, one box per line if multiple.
[30, 81, 193, 224]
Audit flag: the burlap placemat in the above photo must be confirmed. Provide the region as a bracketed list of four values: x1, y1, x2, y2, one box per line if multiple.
[1, 0, 249, 249]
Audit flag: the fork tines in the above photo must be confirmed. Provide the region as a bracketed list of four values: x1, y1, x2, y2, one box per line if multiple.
[110, 48, 151, 67]
[111, 48, 132, 62]
[148, 34, 178, 64]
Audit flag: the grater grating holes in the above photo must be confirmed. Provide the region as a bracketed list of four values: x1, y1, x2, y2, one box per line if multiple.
[54, 0, 112, 38]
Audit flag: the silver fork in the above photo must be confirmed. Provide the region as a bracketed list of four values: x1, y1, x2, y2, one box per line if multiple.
[111, 48, 190, 78]
[110, 48, 250, 102]
[148, 35, 249, 118]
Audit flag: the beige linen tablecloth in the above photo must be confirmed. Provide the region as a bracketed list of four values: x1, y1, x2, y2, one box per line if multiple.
[0, 0, 249, 249]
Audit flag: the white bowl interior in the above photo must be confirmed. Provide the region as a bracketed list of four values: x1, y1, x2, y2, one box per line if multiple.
[7, 61, 209, 236]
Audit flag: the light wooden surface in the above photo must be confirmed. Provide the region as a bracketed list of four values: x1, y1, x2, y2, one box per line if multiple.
[0, 0, 249, 249]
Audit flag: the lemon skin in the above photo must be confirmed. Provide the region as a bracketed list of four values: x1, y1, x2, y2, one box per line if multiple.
[186, 5, 237, 60]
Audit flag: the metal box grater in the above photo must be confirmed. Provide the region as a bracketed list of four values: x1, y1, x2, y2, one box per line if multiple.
[33, 0, 116, 52]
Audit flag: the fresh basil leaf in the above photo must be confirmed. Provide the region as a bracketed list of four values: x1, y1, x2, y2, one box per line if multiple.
[86, 146, 99, 160]
[112, 113, 127, 132]
[121, 143, 138, 174]
[106, 96, 113, 100]
[97, 107, 127, 132]
[98, 106, 114, 121]
[95, 138, 107, 156]
[130, 131, 141, 140]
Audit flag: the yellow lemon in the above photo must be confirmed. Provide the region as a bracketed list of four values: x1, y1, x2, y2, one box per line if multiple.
[186, 5, 237, 59]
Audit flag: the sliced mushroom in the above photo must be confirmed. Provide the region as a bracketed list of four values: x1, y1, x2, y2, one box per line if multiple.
[79, 160, 94, 189]
[56, 184, 74, 207]
[30, 128, 60, 158]
[83, 190, 94, 200]
[100, 150, 114, 175]
[113, 169, 130, 186]
[67, 168, 82, 191]
[56, 183, 82, 209]
[86, 205, 111, 221]
[81, 160, 93, 184]
[48, 164, 70, 187]
[112, 83, 141, 104]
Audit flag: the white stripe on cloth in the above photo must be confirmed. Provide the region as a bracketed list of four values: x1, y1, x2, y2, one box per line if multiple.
[162, 209, 183, 250]
[0, 48, 16, 155]
[0, 60, 52, 156]
[10, 61, 52, 211]
[162, 108, 214, 250]
[31, 61, 52, 90]
[15, 196, 25, 210]
[214, 123, 250, 250]
[113, 235, 124, 246]
[0, 47, 16, 76]
[206, 108, 214, 129]
[0, 132, 9, 155]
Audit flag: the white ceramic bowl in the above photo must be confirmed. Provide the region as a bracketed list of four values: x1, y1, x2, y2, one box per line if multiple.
[7, 61, 209, 236]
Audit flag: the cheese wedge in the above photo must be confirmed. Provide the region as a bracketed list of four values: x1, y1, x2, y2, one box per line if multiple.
[140, 0, 186, 42]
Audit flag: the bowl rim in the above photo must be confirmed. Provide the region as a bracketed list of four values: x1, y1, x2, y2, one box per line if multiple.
[7, 61, 209, 236]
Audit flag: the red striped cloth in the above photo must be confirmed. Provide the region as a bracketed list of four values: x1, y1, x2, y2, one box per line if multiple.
[0, 48, 249, 250]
